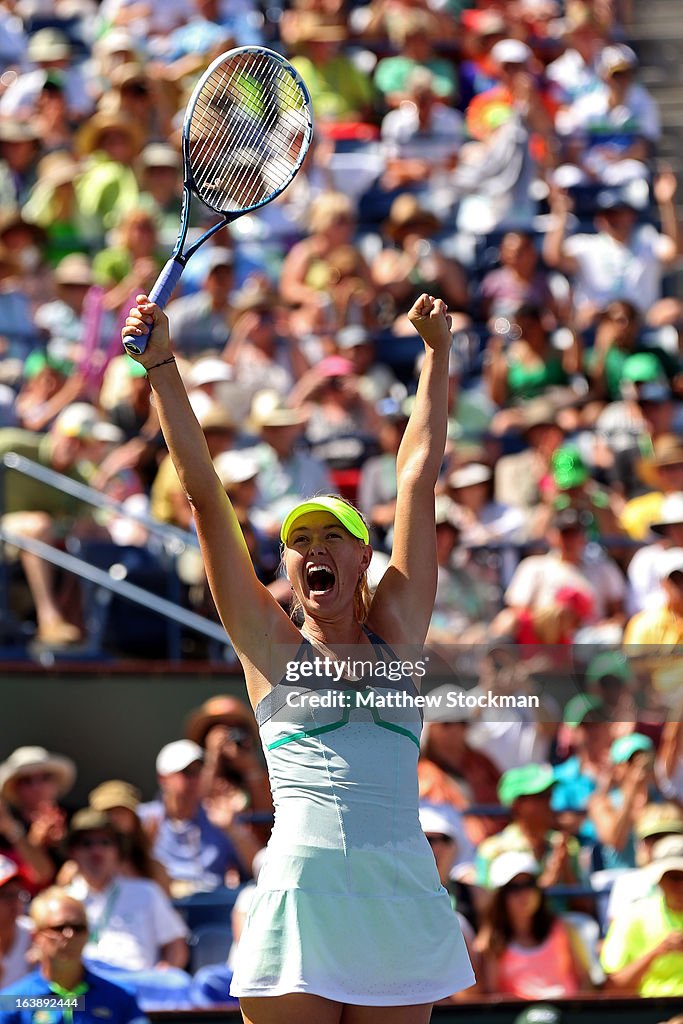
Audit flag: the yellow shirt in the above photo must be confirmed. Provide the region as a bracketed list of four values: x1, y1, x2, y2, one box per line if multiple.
[150, 452, 184, 524]
[601, 892, 683, 997]
[623, 606, 683, 648]
[620, 490, 664, 540]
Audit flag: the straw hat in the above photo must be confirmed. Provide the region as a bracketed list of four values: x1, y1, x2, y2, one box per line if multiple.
[54, 254, 94, 287]
[76, 110, 144, 156]
[384, 194, 441, 241]
[290, 13, 347, 44]
[185, 695, 257, 746]
[110, 62, 149, 90]
[249, 389, 308, 429]
[0, 746, 76, 804]
[35, 152, 81, 189]
[232, 281, 278, 314]
[637, 434, 683, 489]
[89, 779, 141, 812]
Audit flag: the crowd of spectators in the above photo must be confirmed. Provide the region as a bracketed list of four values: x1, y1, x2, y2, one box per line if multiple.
[0, 0, 682, 1012]
[0, 681, 681, 1009]
[0, 0, 682, 663]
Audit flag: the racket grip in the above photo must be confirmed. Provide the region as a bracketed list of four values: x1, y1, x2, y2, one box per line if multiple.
[122, 257, 185, 355]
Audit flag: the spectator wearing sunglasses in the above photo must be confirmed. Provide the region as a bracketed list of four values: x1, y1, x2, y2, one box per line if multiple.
[0, 887, 149, 1024]
[138, 741, 261, 897]
[475, 851, 593, 996]
[63, 809, 188, 973]
[0, 856, 32, 988]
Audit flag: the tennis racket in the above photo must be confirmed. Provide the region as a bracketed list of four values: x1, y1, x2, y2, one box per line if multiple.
[122, 45, 313, 355]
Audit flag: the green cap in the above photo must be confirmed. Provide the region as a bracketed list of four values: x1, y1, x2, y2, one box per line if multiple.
[586, 650, 631, 684]
[552, 446, 588, 490]
[23, 351, 71, 379]
[498, 764, 555, 807]
[281, 496, 370, 545]
[610, 732, 653, 764]
[620, 352, 665, 384]
[563, 693, 606, 727]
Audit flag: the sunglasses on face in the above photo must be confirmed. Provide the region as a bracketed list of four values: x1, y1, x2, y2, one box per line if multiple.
[74, 836, 116, 850]
[16, 772, 54, 786]
[663, 871, 683, 882]
[180, 762, 203, 778]
[42, 922, 88, 935]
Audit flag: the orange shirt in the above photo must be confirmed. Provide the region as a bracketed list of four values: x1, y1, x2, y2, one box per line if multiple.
[466, 85, 558, 162]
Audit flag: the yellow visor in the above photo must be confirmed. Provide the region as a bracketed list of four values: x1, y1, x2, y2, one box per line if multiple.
[281, 497, 369, 545]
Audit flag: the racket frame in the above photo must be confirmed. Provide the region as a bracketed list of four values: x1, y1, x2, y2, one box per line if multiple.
[123, 45, 313, 355]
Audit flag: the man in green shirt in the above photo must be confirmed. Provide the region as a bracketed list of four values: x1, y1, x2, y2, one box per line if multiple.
[0, 403, 122, 644]
[601, 835, 683, 996]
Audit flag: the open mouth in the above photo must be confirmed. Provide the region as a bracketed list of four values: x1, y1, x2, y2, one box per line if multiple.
[306, 565, 336, 595]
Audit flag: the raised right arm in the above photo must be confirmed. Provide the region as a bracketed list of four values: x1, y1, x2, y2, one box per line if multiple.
[122, 297, 299, 698]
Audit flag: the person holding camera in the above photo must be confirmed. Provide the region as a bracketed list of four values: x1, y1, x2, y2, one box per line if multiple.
[185, 696, 274, 844]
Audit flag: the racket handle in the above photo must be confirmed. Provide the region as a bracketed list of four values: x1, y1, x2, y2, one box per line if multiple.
[122, 257, 185, 355]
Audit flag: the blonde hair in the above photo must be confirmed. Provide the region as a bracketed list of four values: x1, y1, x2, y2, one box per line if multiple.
[308, 191, 355, 234]
[282, 495, 372, 624]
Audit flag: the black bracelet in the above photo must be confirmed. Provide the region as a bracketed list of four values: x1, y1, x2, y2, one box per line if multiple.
[146, 356, 176, 373]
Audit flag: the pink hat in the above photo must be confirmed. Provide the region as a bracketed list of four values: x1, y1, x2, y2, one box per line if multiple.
[318, 356, 354, 378]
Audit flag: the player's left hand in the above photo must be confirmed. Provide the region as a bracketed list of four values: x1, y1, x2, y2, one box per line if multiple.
[408, 294, 452, 355]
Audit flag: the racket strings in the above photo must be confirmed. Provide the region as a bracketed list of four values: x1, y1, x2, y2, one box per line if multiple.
[188, 51, 310, 213]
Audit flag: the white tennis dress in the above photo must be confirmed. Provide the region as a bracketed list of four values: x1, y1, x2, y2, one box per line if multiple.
[230, 629, 475, 1005]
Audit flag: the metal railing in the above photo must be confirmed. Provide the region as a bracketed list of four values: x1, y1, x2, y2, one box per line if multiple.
[0, 453, 235, 660]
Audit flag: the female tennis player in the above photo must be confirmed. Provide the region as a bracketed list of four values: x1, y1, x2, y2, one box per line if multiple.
[123, 292, 475, 1024]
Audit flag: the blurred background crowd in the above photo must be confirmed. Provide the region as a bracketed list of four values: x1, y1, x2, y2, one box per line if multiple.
[0, 0, 682, 665]
[0, 0, 682, 1013]
[0, 685, 682, 1009]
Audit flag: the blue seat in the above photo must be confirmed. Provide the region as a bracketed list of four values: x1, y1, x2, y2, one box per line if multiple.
[173, 887, 241, 931]
[189, 924, 234, 973]
[66, 540, 179, 657]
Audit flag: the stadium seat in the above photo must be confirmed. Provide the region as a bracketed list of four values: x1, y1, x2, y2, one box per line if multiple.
[66, 539, 180, 658]
[173, 887, 242, 932]
[189, 924, 234, 974]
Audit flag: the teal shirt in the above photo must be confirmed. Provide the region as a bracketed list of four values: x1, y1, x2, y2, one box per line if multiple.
[374, 57, 458, 100]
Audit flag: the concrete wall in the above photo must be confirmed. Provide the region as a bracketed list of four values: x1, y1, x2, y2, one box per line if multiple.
[0, 671, 247, 807]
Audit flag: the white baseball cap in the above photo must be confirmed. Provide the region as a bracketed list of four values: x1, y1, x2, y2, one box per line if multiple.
[448, 463, 492, 490]
[419, 803, 465, 846]
[213, 451, 260, 488]
[188, 358, 234, 388]
[491, 39, 533, 65]
[156, 739, 204, 775]
[489, 850, 540, 888]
